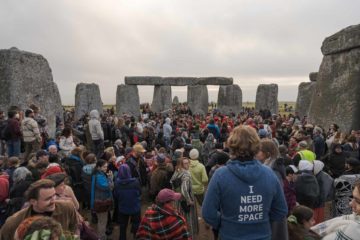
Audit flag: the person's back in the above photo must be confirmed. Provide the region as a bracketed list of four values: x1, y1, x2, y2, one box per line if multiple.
[202, 125, 288, 240]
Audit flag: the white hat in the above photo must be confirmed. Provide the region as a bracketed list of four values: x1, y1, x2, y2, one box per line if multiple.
[298, 160, 314, 172]
[288, 165, 298, 173]
[313, 160, 324, 175]
[189, 149, 199, 160]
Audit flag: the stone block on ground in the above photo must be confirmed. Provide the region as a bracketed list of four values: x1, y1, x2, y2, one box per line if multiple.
[217, 84, 242, 115]
[75, 83, 103, 120]
[295, 82, 316, 119]
[116, 84, 140, 117]
[187, 85, 208, 115]
[255, 84, 279, 114]
[151, 85, 172, 113]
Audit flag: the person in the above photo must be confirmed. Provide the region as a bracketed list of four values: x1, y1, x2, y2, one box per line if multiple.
[311, 180, 360, 239]
[136, 188, 191, 240]
[202, 125, 288, 240]
[207, 119, 220, 141]
[6, 110, 22, 157]
[293, 141, 316, 167]
[0, 179, 78, 240]
[287, 205, 321, 240]
[313, 126, 325, 160]
[343, 157, 360, 174]
[21, 109, 41, 163]
[59, 126, 76, 157]
[126, 143, 148, 186]
[149, 154, 172, 201]
[89, 109, 104, 158]
[163, 117, 172, 150]
[170, 157, 198, 237]
[189, 148, 208, 206]
[321, 143, 347, 178]
[27, 150, 49, 181]
[208, 150, 229, 179]
[90, 159, 114, 239]
[256, 139, 286, 184]
[284, 165, 297, 214]
[201, 133, 215, 166]
[63, 147, 84, 203]
[82, 153, 97, 210]
[0, 170, 9, 226]
[114, 164, 141, 240]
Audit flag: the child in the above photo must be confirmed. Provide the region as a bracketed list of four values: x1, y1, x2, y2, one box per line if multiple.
[288, 205, 321, 240]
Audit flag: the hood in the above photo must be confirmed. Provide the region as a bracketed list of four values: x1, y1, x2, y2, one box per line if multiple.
[206, 133, 215, 143]
[190, 159, 200, 168]
[226, 159, 264, 183]
[298, 160, 314, 172]
[89, 109, 100, 119]
[165, 117, 171, 124]
[313, 160, 324, 175]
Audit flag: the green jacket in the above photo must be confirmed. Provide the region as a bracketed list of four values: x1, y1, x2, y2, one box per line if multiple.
[189, 160, 208, 195]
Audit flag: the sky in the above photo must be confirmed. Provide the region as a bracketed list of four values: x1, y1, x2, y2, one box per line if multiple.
[1, 0, 359, 105]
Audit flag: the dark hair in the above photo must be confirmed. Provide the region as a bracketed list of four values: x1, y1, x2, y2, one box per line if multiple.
[46, 173, 66, 187]
[25, 179, 55, 201]
[61, 127, 72, 138]
[92, 159, 107, 175]
[286, 166, 295, 176]
[84, 153, 97, 164]
[7, 110, 17, 119]
[288, 205, 320, 240]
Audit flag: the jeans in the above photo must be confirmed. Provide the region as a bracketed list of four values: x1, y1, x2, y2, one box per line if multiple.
[118, 212, 141, 240]
[7, 139, 21, 157]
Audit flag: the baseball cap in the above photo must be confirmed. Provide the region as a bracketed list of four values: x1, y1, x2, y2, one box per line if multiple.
[156, 188, 182, 203]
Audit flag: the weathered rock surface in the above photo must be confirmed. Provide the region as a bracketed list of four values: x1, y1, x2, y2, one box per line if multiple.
[187, 85, 208, 115]
[125, 76, 233, 86]
[116, 84, 140, 116]
[0, 47, 63, 137]
[255, 84, 279, 114]
[295, 82, 316, 119]
[217, 84, 242, 114]
[172, 96, 179, 105]
[151, 86, 172, 113]
[309, 25, 360, 132]
[321, 24, 360, 55]
[75, 83, 103, 120]
[309, 72, 318, 82]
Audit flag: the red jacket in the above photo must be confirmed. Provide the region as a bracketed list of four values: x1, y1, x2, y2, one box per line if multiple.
[136, 204, 191, 240]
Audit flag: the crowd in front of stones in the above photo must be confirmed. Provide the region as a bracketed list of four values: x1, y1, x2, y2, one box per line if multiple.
[0, 102, 360, 240]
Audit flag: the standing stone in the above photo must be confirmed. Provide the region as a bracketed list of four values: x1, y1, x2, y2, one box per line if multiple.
[187, 85, 208, 115]
[0, 47, 63, 137]
[255, 84, 279, 114]
[172, 96, 179, 105]
[217, 84, 242, 114]
[151, 86, 172, 113]
[75, 83, 103, 120]
[295, 82, 316, 119]
[308, 24, 360, 132]
[116, 84, 140, 116]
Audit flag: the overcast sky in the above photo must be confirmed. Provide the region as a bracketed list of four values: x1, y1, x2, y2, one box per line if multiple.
[1, 0, 359, 105]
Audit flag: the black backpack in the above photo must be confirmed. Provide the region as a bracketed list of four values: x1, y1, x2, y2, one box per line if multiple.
[0, 120, 11, 141]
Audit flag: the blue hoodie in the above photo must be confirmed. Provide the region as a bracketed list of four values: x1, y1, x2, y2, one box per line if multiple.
[202, 159, 287, 240]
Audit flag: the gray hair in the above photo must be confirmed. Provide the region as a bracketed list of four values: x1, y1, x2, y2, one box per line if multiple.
[13, 167, 32, 184]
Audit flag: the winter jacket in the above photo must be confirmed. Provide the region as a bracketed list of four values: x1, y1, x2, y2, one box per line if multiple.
[21, 117, 41, 143]
[150, 164, 172, 198]
[207, 123, 220, 140]
[114, 177, 141, 215]
[90, 171, 113, 209]
[8, 118, 22, 140]
[88, 110, 104, 140]
[202, 159, 288, 240]
[189, 160, 208, 195]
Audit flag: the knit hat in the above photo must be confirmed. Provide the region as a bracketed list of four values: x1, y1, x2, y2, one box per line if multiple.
[156, 154, 166, 164]
[156, 188, 181, 203]
[41, 164, 64, 179]
[189, 149, 199, 160]
[299, 141, 308, 148]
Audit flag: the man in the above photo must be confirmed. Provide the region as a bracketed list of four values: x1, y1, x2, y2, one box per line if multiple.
[88, 109, 104, 158]
[202, 126, 288, 240]
[149, 154, 172, 200]
[126, 143, 147, 186]
[27, 150, 49, 180]
[6, 110, 22, 157]
[136, 188, 191, 239]
[311, 181, 360, 239]
[313, 126, 325, 159]
[21, 109, 41, 163]
[163, 117, 172, 150]
[292, 141, 316, 167]
[0, 179, 78, 240]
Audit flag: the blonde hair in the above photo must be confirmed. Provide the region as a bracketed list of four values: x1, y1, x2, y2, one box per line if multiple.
[227, 126, 260, 158]
[175, 157, 189, 171]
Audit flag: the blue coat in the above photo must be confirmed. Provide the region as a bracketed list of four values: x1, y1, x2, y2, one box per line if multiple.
[114, 177, 141, 215]
[202, 159, 288, 240]
[90, 172, 113, 209]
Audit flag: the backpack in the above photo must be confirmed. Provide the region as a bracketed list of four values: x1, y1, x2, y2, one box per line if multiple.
[295, 172, 320, 208]
[0, 120, 11, 141]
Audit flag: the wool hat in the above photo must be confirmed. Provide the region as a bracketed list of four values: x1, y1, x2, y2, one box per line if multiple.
[189, 149, 199, 160]
[156, 188, 181, 203]
[298, 141, 308, 148]
[156, 154, 166, 164]
[41, 164, 64, 179]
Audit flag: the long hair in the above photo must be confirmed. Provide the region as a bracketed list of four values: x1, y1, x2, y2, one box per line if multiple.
[288, 205, 320, 240]
[227, 126, 260, 159]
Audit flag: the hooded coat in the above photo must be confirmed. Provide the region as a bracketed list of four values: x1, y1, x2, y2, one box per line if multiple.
[88, 110, 104, 140]
[202, 159, 288, 240]
[322, 144, 346, 178]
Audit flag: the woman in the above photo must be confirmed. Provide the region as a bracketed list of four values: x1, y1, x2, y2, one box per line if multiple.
[114, 164, 141, 240]
[90, 159, 114, 239]
[170, 157, 199, 237]
[202, 126, 288, 240]
[59, 127, 76, 157]
[202, 133, 215, 166]
[288, 205, 321, 240]
[82, 153, 97, 211]
[256, 139, 286, 184]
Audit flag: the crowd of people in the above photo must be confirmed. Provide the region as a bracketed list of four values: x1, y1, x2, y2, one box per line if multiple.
[0, 102, 360, 240]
